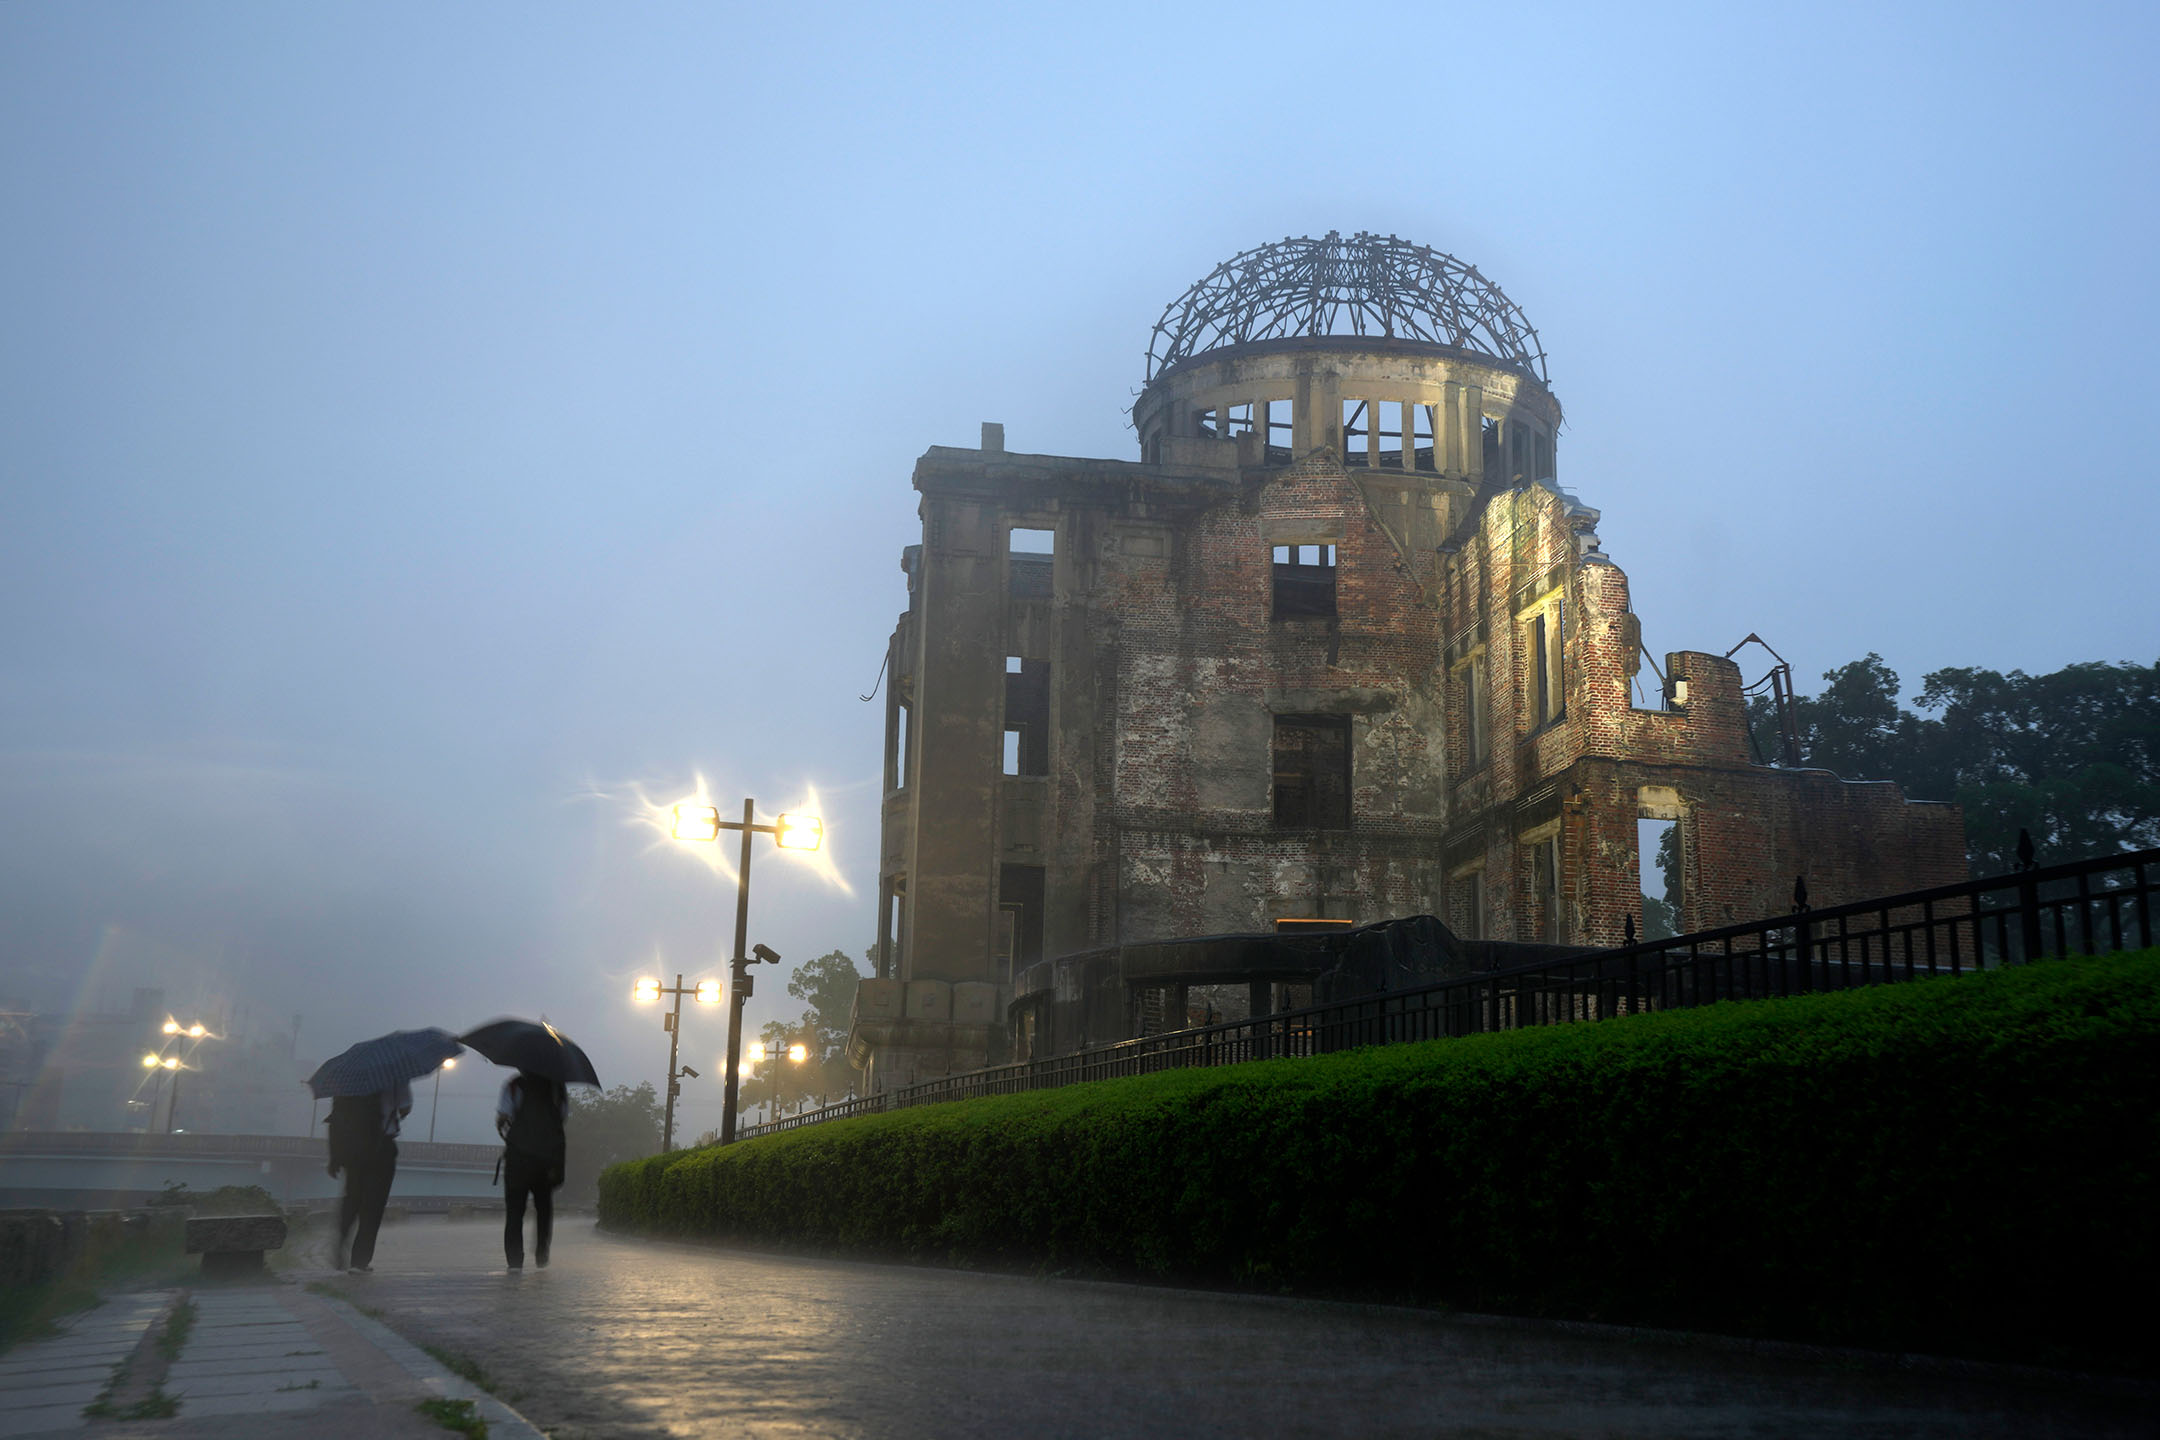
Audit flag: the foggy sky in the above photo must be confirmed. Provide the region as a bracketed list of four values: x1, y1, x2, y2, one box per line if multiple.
[3, 2, 2155, 1143]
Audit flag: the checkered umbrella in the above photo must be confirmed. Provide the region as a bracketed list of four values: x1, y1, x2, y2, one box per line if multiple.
[306, 1027, 464, 1099]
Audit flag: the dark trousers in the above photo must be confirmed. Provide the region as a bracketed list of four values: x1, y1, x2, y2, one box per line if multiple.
[503, 1151, 555, 1267]
[339, 1141, 397, 1269]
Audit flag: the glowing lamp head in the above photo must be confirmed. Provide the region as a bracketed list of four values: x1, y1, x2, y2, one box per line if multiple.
[162, 1019, 180, 1035]
[442, 1058, 457, 1070]
[187, 1023, 206, 1039]
[747, 1041, 766, 1063]
[161, 1057, 180, 1070]
[142, 1053, 160, 1068]
[738, 1062, 755, 1078]
[694, 979, 722, 1005]
[672, 804, 722, 843]
[633, 977, 662, 1003]
[787, 1043, 809, 1063]
[774, 813, 823, 852]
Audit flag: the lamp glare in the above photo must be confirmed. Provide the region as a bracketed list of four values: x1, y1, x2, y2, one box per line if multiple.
[187, 1023, 206, 1039]
[672, 805, 722, 843]
[774, 813, 823, 851]
[162, 1057, 179, 1070]
[695, 979, 722, 1005]
[788, 1043, 809, 1063]
[633, 978, 661, 1003]
[748, 1042, 766, 1062]
[162, 1020, 180, 1035]
[142, 1053, 159, 1068]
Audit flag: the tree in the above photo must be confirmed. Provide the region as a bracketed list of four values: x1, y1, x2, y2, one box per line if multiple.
[786, 949, 867, 1105]
[561, 1082, 662, 1205]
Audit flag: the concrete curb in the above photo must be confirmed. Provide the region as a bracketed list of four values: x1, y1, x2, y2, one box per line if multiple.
[308, 1295, 545, 1440]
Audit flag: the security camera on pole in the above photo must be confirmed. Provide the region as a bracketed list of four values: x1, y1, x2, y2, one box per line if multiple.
[669, 798, 822, 1144]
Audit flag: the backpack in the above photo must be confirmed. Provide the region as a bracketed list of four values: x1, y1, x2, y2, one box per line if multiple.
[503, 1078, 566, 1167]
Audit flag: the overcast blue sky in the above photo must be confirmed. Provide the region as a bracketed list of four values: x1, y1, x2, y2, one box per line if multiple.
[3, 2, 2154, 1141]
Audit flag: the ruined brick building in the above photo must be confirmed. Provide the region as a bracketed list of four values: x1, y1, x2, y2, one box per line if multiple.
[849, 232, 1964, 1090]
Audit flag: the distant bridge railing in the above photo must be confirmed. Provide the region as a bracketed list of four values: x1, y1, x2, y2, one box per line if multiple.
[744, 844, 2158, 1140]
[0, 1131, 499, 1168]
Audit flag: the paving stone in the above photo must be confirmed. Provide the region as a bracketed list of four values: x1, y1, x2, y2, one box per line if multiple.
[0, 1383, 101, 1411]
[172, 1388, 359, 1418]
[0, 1401, 86, 1437]
[168, 1354, 331, 1380]
[168, 1367, 346, 1399]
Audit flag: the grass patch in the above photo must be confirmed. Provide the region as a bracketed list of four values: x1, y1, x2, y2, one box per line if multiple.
[154, 1297, 196, 1361]
[422, 1342, 500, 1395]
[416, 1396, 488, 1438]
[602, 950, 2160, 1372]
[0, 1211, 189, 1354]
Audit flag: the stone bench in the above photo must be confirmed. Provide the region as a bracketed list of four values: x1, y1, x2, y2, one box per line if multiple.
[184, 1213, 287, 1278]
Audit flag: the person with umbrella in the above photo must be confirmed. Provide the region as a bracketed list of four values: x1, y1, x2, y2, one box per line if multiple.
[461, 1019, 600, 1271]
[309, 1028, 463, 1273]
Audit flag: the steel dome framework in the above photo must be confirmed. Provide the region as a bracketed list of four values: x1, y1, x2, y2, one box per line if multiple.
[1145, 231, 1549, 385]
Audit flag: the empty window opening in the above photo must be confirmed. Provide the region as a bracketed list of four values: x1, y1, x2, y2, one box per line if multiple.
[1534, 429, 1554, 481]
[1009, 528, 1053, 598]
[1005, 655, 1022, 673]
[1271, 543, 1337, 619]
[885, 695, 911, 790]
[997, 864, 1046, 985]
[1195, 407, 1217, 439]
[1463, 655, 1489, 767]
[1529, 835, 1562, 943]
[1481, 417, 1501, 476]
[1374, 401, 1404, 468]
[1224, 402, 1257, 439]
[1638, 817, 1680, 939]
[1342, 400, 1370, 465]
[1414, 404, 1438, 472]
[1273, 714, 1351, 829]
[1003, 658, 1050, 776]
[1265, 400, 1293, 461]
[1528, 604, 1565, 728]
[1532, 614, 1550, 726]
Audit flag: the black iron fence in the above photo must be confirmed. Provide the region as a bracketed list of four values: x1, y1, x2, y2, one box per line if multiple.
[743, 844, 2158, 1140]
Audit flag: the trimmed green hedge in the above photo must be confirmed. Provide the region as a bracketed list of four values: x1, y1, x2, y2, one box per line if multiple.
[601, 951, 2159, 1369]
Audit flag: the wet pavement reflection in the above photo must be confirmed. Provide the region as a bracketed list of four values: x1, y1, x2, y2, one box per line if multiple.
[311, 1217, 2151, 1439]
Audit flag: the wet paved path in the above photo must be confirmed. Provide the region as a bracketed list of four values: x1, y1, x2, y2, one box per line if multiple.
[310, 1216, 2154, 1439]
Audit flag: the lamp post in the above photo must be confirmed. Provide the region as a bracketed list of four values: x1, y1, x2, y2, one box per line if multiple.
[428, 1057, 457, 1143]
[669, 799, 822, 1145]
[747, 1039, 810, 1123]
[632, 973, 722, 1151]
[154, 1018, 212, 1133]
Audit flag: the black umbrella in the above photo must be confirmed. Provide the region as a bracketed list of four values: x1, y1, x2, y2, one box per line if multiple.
[308, 1028, 464, 1099]
[459, 1019, 601, 1087]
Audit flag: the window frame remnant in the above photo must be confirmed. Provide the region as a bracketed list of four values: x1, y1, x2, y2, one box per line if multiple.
[1271, 543, 1337, 619]
[1272, 713, 1352, 830]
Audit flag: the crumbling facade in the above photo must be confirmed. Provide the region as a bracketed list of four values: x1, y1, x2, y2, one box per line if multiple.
[850, 233, 1963, 1091]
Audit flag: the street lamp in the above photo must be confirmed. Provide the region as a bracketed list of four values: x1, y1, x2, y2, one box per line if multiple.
[428, 1057, 457, 1143]
[152, 1019, 212, 1133]
[668, 798, 822, 1144]
[631, 972, 722, 1151]
[745, 1039, 810, 1123]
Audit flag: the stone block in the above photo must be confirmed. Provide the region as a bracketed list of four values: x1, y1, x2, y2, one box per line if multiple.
[185, 1214, 287, 1255]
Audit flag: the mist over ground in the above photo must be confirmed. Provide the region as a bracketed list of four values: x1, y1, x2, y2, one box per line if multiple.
[2, 2, 2154, 1144]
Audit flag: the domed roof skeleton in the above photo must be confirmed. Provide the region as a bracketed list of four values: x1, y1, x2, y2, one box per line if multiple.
[1144, 231, 1550, 386]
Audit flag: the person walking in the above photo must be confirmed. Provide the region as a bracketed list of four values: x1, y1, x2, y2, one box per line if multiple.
[496, 1069, 567, 1270]
[327, 1080, 410, 1273]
